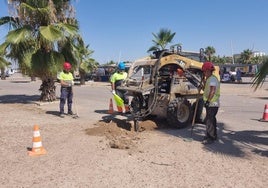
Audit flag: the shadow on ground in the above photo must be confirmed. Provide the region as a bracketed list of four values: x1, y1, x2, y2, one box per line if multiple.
[0, 94, 40, 104]
[256, 97, 268, 100]
[10, 81, 31, 83]
[95, 109, 133, 130]
[94, 110, 268, 158]
[46, 110, 60, 116]
[156, 120, 268, 158]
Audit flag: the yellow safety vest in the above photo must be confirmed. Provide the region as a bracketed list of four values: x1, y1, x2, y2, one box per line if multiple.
[58, 71, 73, 81]
[203, 75, 220, 106]
[110, 71, 127, 88]
[57, 71, 74, 85]
[110, 72, 127, 82]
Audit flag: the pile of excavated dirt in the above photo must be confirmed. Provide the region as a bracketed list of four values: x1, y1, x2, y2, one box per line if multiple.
[85, 120, 158, 149]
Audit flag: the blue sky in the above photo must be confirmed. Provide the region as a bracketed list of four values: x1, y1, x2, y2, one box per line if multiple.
[1, 0, 268, 64]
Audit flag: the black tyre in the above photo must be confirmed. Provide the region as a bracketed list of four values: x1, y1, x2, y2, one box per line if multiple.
[167, 98, 192, 128]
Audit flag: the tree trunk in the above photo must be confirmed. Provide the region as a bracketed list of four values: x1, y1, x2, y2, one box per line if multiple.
[31, 76, 36, 81]
[39, 78, 57, 102]
[1, 68, 6, 80]
[79, 70, 86, 85]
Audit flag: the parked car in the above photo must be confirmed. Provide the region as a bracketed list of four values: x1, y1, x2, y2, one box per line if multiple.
[221, 72, 236, 83]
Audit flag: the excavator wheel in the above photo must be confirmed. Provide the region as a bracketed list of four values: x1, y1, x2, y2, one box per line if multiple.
[167, 98, 193, 128]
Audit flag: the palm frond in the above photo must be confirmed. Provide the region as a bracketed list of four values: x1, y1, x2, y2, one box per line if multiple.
[6, 26, 32, 44]
[0, 42, 9, 54]
[149, 28, 176, 51]
[147, 46, 160, 53]
[31, 49, 65, 79]
[0, 56, 10, 69]
[57, 23, 79, 36]
[40, 25, 63, 41]
[0, 16, 20, 29]
[20, 2, 50, 16]
[252, 57, 268, 90]
[20, 2, 37, 11]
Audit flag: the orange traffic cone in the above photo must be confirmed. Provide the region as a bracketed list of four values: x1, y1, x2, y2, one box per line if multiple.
[117, 106, 123, 113]
[260, 104, 268, 122]
[108, 98, 114, 114]
[28, 125, 47, 156]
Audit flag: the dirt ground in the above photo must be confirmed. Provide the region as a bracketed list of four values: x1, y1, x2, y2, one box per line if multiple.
[0, 75, 268, 188]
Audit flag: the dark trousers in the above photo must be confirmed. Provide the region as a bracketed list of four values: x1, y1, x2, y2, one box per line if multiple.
[116, 89, 129, 105]
[205, 107, 219, 140]
[60, 87, 73, 113]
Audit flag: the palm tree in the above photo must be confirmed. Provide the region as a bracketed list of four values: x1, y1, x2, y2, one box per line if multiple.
[0, 56, 11, 80]
[0, 0, 78, 101]
[61, 35, 97, 85]
[211, 55, 227, 65]
[0, 43, 11, 79]
[240, 49, 253, 64]
[204, 46, 216, 62]
[147, 28, 176, 53]
[80, 57, 98, 84]
[252, 56, 268, 90]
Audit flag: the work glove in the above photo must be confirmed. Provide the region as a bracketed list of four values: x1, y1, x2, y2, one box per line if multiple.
[204, 101, 210, 108]
[112, 90, 116, 95]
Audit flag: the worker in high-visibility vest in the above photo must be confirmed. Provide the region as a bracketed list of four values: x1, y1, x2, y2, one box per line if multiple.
[202, 61, 220, 144]
[110, 62, 129, 113]
[57, 62, 74, 118]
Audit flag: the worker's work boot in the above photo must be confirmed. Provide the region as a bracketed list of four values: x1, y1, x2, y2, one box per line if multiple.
[202, 137, 214, 144]
[59, 112, 64, 118]
[68, 111, 74, 115]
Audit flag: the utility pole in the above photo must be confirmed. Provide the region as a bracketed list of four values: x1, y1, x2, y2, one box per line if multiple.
[231, 41, 235, 64]
[118, 51, 122, 63]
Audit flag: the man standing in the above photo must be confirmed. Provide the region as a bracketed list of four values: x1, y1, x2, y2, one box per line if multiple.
[236, 68, 242, 83]
[202, 61, 220, 144]
[58, 62, 74, 117]
[110, 62, 129, 113]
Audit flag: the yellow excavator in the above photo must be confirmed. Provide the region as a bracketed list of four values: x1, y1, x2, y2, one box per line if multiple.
[117, 45, 220, 131]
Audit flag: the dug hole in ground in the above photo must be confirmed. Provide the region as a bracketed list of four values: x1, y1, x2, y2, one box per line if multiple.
[0, 74, 267, 188]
